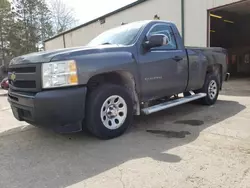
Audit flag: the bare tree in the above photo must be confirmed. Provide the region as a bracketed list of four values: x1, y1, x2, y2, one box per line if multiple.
[49, 0, 77, 34]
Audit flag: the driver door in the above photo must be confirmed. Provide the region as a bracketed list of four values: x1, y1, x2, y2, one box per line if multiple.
[138, 23, 188, 101]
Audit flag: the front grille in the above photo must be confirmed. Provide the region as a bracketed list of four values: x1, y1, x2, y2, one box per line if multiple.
[11, 80, 36, 88]
[9, 67, 36, 73]
[8, 64, 41, 92]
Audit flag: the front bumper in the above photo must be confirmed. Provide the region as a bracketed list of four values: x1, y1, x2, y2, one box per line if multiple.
[8, 87, 87, 133]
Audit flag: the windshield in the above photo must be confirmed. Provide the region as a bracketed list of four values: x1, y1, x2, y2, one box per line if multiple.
[87, 21, 146, 46]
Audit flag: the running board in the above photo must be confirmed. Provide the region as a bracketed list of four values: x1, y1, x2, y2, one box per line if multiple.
[141, 93, 207, 115]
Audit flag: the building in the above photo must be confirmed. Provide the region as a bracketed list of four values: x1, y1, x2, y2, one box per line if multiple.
[44, 0, 250, 75]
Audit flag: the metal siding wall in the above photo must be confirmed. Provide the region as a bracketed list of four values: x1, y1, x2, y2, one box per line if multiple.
[184, 0, 242, 47]
[45, 0, 245, 50]
[44, 35, 64, 50]
[50, 0, 181, 49]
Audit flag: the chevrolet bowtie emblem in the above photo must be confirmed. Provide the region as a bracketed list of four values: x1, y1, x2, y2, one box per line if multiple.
[10, 72, 16, 82]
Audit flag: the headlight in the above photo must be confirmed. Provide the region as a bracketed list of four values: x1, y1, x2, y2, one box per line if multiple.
[42, 60, 78, 88]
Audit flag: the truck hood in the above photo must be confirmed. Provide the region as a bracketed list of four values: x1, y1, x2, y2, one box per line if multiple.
[9, 45, 122, 66]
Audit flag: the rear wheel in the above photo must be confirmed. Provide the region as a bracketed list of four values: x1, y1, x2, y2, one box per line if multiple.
[86, 84, 133, 139]
[199, 73, 220, 105]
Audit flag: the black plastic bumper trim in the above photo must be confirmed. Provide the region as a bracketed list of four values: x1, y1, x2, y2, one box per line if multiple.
[8, 87, 87, 132]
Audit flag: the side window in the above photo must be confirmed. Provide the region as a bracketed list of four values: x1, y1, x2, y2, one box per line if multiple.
[148, 24, 177, 50]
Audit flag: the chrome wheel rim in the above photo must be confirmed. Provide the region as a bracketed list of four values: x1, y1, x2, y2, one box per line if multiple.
[208, 80, 217, 100]
[100, 95, 127, 130]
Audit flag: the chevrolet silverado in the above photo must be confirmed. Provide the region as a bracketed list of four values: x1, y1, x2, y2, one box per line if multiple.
[8, 20, 229, 139]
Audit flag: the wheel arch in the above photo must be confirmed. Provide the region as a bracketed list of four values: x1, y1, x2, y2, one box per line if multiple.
[87, 71, 140, 115]
[206, 64, 222, 89]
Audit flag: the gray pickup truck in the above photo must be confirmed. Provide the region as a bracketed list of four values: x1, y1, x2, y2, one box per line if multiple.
[8, 20, 229, 139]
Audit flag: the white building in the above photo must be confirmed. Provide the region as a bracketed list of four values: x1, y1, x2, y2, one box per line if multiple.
[44, 0, 250, 75]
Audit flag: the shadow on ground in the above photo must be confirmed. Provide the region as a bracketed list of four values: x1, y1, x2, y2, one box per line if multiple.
[0, 99, 245, 188]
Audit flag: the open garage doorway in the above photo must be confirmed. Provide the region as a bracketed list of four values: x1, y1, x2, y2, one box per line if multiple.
[209, 0, 250, 77]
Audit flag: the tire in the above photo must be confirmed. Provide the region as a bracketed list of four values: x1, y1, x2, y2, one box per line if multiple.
[86, 84, 133, 139]
[199, 73, 220, 105]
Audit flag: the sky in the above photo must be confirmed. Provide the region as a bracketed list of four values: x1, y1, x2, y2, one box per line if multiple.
[58, 0, 136, 24]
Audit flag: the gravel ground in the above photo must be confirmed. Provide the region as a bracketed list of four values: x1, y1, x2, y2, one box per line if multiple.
[0, 79, 250, 188]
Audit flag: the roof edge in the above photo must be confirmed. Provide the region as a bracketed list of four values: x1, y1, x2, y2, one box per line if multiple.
[44, 0, 149, 42]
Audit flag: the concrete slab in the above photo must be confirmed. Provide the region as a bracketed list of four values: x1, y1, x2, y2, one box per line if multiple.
[0, 79, 250, 188]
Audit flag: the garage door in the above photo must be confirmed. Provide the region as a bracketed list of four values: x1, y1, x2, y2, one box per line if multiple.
[208, 0, 250, 77]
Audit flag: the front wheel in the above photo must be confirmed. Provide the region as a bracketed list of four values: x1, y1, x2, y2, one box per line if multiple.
[86, 84, 133, 139]
[199, 73, 220, 105]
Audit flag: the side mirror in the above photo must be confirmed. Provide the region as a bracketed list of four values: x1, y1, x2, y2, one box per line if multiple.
[144, 34, 168, 49]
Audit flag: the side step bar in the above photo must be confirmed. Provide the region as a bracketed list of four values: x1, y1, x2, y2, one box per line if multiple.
[141, 93, 207, 115]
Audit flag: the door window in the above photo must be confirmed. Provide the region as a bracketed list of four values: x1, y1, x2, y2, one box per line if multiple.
[147, 24, 177, 50]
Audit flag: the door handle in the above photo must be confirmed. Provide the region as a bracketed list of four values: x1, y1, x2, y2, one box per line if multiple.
[172, 56, 183, 62]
